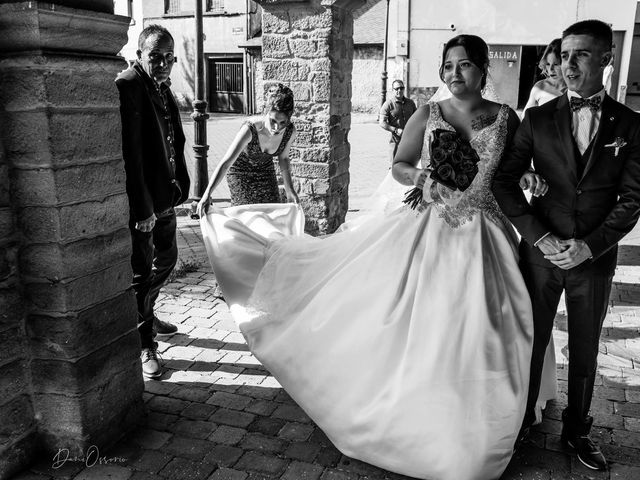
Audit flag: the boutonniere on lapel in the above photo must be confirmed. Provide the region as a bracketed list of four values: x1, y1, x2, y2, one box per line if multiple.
[604, 137, 627, 157]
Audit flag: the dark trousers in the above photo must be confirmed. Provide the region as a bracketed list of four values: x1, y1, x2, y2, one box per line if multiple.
[129, 209, 178, 349]
[521, 261, 613, 436]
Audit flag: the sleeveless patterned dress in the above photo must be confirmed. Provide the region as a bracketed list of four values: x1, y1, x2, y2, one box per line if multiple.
[226, 121, 294, 206]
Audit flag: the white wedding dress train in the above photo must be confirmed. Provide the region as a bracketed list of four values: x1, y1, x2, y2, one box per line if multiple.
[201, 103, 533, 480]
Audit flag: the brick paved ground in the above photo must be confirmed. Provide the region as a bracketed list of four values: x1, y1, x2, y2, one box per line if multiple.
[14, 117, 640, 480]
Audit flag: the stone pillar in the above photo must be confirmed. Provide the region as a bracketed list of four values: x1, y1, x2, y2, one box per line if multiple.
[257, 0, 363, 234]
[0, 2, 143, 477]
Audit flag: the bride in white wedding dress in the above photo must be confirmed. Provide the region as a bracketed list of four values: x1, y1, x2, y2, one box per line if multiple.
[201, 35, 540, 480]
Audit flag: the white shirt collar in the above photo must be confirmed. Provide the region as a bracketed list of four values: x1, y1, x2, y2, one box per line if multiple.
[567, 88, 605, 101]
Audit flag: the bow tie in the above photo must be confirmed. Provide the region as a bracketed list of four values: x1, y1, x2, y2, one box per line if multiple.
[569, 96, 602, 112]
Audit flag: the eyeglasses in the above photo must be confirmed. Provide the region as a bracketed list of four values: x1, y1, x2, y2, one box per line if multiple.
[393, 86, 405, 91]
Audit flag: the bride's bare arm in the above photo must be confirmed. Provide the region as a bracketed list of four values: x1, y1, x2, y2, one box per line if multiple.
[392, 105, 430, 187]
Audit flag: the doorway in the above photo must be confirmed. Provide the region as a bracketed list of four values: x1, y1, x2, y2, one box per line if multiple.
[209, 58, 244, 113]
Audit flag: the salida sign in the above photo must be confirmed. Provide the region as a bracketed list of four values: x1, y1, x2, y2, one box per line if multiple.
[489, 48, 519, 61]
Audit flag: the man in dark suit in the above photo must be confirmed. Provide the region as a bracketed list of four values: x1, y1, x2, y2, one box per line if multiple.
[116, 25, 190, 379]
[493, 19, 640, 470]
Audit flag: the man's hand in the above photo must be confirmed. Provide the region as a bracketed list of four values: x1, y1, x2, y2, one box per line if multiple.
[536, 234, 565, 255]
[519, 171, 548, 197]
[135, 213, 156, 232]
[544, 238, 592, 269]
[395, 127, 403, 136]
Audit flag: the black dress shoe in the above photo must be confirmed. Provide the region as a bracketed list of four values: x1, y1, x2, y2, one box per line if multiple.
[153, 316, 178, 336]
[562, 434, 607, 471]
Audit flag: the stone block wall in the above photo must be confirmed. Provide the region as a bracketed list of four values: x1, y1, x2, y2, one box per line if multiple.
[0, 123, 38, 480]
[260, 0, 358, 234]
[0, 2, 144, 477]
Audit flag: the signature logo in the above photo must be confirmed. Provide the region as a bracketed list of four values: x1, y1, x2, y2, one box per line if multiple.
[52, 445, 126, 469]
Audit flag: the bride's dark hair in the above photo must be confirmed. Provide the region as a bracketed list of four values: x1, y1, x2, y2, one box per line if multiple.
[439, 35, 490, 89]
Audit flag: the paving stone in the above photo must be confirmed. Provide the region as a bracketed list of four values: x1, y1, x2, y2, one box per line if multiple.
[211, 383, 242, 393]
[627, 389, 640, 403]
[159, 457, 216, 480]
[280, 460, 323, 480]
[593, 385, 627, 401]
[129, 473, 158, 480]
[181, 402, 218, 420]
[236, 385, 280, 400]
[72, 465, 133, 480]
[248, 417, 287, 436]
[9, 473, 50, 480]
[614, 401, 640, 417]
[207, 467, 249, 480]
[129, 428, 173, 450]
[283, 442, 321, 462]
[624, 416, 640, 432]
[593, 412, 626, 429]
[165, 345, 204, 360]
[315, 446, 342, 468]
[600, 443, 640, 466]
[235, 451, 289, 476]
[611, 463, 640, 479]
[129, 449, 173, 474]
[173, 419, 218, 439]
[612, 428, 640, 449]
[147, 396, 190, 415]
[210, 408, 256, 428]
[240, 432, 288, 454]
[308, 428, 333, 447]
[191, 338, 226, 350]
[146, 411, 179, 431]
[278, 422, 315, 442]
[244, 399, 279, 416]
[171, 386, 212, 403]
[203, 445, 244, 467]
[209, 425, 247, 446]
[143, 381, 178, 395]
[164, 436, 217, 460]
[207, 391, 253, 410]
[272, 404, 311, 423]
[319, 470, 360, 480]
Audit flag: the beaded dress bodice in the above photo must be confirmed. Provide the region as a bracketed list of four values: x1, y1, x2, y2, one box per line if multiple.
[422, 102, 511, 229]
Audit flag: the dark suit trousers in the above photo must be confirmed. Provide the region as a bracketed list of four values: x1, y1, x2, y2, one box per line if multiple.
[520, 260, 613, 435]
[129, 209, 178, 349]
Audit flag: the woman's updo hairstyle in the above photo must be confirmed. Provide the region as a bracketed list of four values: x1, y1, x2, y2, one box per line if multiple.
[439, 34, 490, 89]
[538, 38, 561, 75]
[265, 83, 295, 117]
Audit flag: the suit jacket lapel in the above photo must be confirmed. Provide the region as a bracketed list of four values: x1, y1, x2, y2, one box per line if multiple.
[553, 95, 578, 183]
[581, 94, 617, 181]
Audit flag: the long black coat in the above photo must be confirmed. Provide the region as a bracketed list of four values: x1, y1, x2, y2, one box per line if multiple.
[116, 63, 190, 222]
[492, 94, 640, 275]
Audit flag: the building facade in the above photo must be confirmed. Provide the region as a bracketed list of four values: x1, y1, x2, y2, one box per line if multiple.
[116, 0, 640, 114]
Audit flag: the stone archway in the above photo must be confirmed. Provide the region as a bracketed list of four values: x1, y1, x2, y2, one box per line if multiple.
[256, 0, 365, 234]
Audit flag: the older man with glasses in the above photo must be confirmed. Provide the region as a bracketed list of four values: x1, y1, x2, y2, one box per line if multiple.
[116, 24, 190, 379]
[379, 80, 417, 164]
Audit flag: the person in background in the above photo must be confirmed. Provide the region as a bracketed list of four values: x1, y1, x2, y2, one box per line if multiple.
[116, 24, 189, 379]
[379, 79, 417, 164]
[523, 38, 567, 114]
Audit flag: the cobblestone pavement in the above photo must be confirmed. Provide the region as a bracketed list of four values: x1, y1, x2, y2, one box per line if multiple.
[15, 116, 640, 480]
